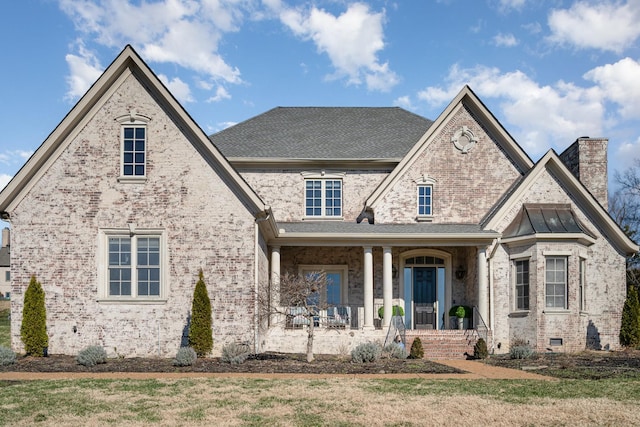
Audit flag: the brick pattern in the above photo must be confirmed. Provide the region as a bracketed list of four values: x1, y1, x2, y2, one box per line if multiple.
[406, 329, 485, 359]
[9, 74, 259, 357]
[559, 138, 608, 209]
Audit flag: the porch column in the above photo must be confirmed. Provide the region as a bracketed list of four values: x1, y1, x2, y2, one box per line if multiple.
[270, 246, 281, 321]
[477, 246, 489, 324]
[382, 246, 393, 328]
[363, 246, 375, 330]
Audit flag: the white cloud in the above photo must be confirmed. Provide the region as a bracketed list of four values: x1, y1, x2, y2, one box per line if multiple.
[59, 0, 245, 99]
[0, 174, 11, 191]
[206, 86, 232, 103]
[547, 1, 640, 53]
[498, 0, 526, 11]
[584, 57, 640, 120]
[493, 33, 518, 47]
[393, 95, 415, 110]
[612, 136, 640, 171]
[158, 74, 194, 103]
[418, 64, 604, 157]
[276, 2, 398, 91]
[64, 41, 104, 100]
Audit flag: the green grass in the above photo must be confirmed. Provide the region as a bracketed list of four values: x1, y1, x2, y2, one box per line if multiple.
[0, 302, 9, 348]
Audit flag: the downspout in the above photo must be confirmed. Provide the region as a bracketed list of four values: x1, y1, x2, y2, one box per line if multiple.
[254, 212, 271, 355]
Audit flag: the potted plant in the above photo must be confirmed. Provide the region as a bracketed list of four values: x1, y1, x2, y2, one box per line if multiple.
[378, 305, 404, 319]
[449, 305, 471, 330]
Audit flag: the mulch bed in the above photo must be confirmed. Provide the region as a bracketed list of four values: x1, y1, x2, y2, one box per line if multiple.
[0, 353, 461, 375]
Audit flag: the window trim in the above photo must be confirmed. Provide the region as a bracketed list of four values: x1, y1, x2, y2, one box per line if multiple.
[513, 258, 530, 311]
[116, 112, 150, 183]
[415, 175, 436, 221]
[98, 228, 167, 304]
[579, 257, 586, 312]
[301, 171, 345, 220]
[297, 264, 348, 305]
[545, 256, 568, 310]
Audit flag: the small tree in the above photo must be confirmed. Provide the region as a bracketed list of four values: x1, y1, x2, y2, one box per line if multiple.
[409, 337, 424, 359]
[189, 270, 213, 357]
[620, 285, 640, 348]
[20, 275, 49, 356]
[259, 271, 329, 362]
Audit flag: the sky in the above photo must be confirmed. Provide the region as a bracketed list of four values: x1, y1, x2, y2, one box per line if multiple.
[1, 0, 640, 231]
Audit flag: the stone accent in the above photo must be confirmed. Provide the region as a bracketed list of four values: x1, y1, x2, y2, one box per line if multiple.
[559, 137, 608, 209]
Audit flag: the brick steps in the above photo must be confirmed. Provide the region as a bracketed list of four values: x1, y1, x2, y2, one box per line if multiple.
[406, 330, 479, 359]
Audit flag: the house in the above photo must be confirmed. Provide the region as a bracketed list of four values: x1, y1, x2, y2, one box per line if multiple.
[0, 45, 636, 358]
[0, 228, 9, 298]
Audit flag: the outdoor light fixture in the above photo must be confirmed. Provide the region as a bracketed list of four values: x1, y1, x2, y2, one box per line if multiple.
[455, 265, 467, 280]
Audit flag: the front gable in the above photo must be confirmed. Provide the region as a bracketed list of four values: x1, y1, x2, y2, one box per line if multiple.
[367, 86, 533, 224]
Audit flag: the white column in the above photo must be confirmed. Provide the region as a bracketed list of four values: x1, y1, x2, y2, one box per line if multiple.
[477, 246, 488, 324]
[270, 246, 281, 325]
[382, 247, 393, 328]
[363, 246, 374, 330]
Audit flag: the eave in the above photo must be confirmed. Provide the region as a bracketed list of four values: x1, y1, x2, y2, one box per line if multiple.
[501, 233, 596, 247]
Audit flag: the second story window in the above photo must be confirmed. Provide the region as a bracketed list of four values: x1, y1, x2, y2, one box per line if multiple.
[305, 178, 343, 218]
[122, 126, 146, 176]
[417, 184, 432, 216]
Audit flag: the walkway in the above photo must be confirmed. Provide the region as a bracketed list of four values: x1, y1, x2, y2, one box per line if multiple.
[0, 360, 552, 381]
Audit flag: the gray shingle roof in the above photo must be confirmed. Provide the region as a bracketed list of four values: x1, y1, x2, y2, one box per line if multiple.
[279, 222, 496, 235]
[209, 107, 433, 159]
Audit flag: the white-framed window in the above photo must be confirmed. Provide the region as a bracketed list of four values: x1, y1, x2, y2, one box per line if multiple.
[545, 256, 567, 309]
[579, 257, 586, 311]
[122, 126, 146, 177]
[99, 228, 166, 302]
[417, 184, 432, 216]
[514, 259, 530, 310]
[299, 265, 348, 306]
[302, 172, 344, 218]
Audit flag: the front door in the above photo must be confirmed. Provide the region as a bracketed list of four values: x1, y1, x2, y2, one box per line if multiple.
[413, 267, 437, 329]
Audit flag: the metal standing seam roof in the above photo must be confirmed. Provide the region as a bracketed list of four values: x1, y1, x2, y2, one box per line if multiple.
[503, 204, 595, 238]
[209, 107, 434, 159]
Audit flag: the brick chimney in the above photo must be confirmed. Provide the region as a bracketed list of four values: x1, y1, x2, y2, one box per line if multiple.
[559, 137, 608, 209]
[1, 228, 8, 248]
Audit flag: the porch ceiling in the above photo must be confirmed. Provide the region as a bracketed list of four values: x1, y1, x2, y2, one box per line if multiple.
[272, 222, 499, 246]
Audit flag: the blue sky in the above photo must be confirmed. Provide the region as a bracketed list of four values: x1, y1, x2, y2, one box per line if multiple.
[1, 0, 640, 232]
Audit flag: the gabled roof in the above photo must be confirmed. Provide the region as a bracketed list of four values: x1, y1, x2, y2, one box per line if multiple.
[485, 150, 638, 255]
[366, 86, 534, 209]
[0, 45, 273, 233]
[209, 107, 433, 161]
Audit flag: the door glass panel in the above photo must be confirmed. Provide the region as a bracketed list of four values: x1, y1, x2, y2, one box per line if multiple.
[437, 267, 446, 329]
[404, 267, 412, 328]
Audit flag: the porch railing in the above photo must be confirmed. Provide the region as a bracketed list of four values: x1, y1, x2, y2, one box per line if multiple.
[284, 306, 351, 329]
[472, 306, 489, 345]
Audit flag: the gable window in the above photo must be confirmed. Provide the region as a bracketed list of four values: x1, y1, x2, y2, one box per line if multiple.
[514, 259, 530, 310]
[99, 229, 166, 302]
[545, 256, 567, 309]
[122, 126, 146, 176]
[304, 176, 343, 218]
[417, 184, 432, 216]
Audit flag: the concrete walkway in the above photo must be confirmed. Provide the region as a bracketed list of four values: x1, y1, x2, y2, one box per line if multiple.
[0, 360, 553, 381]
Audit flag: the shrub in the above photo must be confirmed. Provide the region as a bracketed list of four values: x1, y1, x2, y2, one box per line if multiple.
[20, 275, 49, 356]
[383, 343, 407, 359]
[448, 305, 472, 318]
[377, 305, 404, 319]
[620, 285, 640, 348]
[173, 347, 197, 367]
[510, 344, 534, 360]
[351, 342, 382, 363]
[189, 270, 213, 357]
[409, 337, 424, 359]
[77, 345, 107, 367]
[473, 338, 488, 359]
[0, 346, 16, 366]
[221, 342, 251, 364]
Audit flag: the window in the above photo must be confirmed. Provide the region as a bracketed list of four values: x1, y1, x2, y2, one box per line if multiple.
[514, 259, 529, 310]
[299, 266, 348, 306]
[100, 229, 165, 301]
[4, 271, 8, 282]
[122, 126, 146, 176]
[545, 257, 567, 309]
[579, 258, 586, 311]
[417, 184, 432, 216]
[305, 179, 342, 217]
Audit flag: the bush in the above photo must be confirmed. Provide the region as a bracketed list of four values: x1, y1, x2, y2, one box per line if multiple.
[173, 347, 197, 367]
[0, 346, 16, 366]
[448, 305, 472, 318]
[473, 338, 488, 359]
[510, 344, 534, 360]
[620, 285, 640, 348]
[221, 342, 251, 364]
[189, 270, 213, 357]
[409, 337, 424, 359]
[383, 343, 407, 359]
[20, 275, 49, 356]
[377, 305, 404, 319]
[351, 342, 382, 363]
[77, 345, 107, 367]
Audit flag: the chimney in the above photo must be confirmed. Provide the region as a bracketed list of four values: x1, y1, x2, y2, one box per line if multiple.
[1, 228, 8, 248]
[559, 137, 608, 209]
